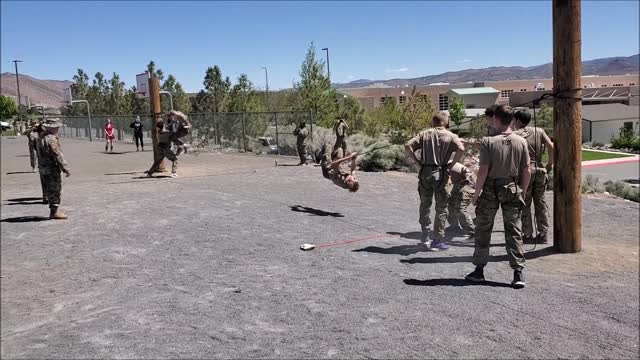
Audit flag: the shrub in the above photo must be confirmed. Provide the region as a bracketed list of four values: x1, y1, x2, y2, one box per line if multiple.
[359, 142, 416, 172]
[581, 175, 605, 194]
[610, 127, 640, 151]
[603, 180, 640, 202]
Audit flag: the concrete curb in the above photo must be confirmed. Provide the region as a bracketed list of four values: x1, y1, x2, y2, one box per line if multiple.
[582, 156, 640, 168]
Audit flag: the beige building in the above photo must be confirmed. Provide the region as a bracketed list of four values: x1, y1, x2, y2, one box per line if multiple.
[581, 103, 640, 144]
[339, 74, 639, 111]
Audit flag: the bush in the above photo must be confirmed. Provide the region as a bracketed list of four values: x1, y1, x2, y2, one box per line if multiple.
[359, 142, 416, 172]
[603, 180, 640, 202]
[610, 127, 640, 151]
[581, 175, 605, 194]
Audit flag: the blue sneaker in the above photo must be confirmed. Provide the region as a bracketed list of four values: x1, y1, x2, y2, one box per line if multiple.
[430, 239, 449, 251]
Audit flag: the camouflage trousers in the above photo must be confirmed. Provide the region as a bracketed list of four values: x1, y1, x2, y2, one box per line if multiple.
[333, 136, 347, 160]
[448, 184, 475, 231]
[418, 165, 450, 239]
[39, 172, 47, 201]
[28, 140, 37, 169]
[296, 143, 307, 164]
[522, 167, 549, 238]
[41, 170, 62, 209]
[473, 179, 526, 270]
[148, 145, 178, 174]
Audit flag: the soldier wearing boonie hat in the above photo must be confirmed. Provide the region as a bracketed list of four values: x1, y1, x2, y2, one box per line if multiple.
[38, 118, 71, 219]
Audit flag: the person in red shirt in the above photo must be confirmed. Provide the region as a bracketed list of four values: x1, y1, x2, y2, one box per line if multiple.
[104, 118, 115, 152]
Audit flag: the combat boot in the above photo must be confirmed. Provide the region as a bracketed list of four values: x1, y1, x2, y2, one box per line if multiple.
[511, 270, 525, 289]
[535, 233, 549, 244]
[465, 266, 485, 282]
[49, 208, 68, 220]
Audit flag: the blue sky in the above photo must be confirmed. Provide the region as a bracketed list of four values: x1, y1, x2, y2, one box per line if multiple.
[1, 1, 639, 92]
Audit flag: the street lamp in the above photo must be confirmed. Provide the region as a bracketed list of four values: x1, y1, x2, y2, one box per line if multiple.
[12, 60, 23, 124]
[321, 48, 330, 83]
[261, 67, 269, 110]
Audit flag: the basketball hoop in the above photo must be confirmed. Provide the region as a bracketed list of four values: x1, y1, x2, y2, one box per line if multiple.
[136, 72, 150, 99]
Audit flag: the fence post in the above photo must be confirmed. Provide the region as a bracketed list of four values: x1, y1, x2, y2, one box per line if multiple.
[274, 112, 280, 155]
[242, 112, 247, 152]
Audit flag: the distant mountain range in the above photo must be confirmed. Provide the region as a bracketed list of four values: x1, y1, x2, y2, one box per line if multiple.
[1, 72, 72, 109]
[1, 54, 638, 108]
[333, 54, 640, 88]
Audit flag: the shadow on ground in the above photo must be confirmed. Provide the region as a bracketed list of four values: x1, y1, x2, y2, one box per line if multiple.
[5, 171, 36, 175]
[6, 197, 42, 202]
[353, 244, 427, 256]
[290, 205, 344, 217]
[1, 216, 49, 223]
[403, 278, 512, 288]
[104, 171, 140, 176]
[400, 246, 557, 264]
[132, 175, 172, 179]
[6, 201, 42, 206]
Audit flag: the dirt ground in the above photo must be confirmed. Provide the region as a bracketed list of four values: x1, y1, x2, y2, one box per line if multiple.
[1, 137, 639, 359]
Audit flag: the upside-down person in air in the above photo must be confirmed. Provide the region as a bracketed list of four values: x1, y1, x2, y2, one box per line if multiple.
[319, 144, 360, 192]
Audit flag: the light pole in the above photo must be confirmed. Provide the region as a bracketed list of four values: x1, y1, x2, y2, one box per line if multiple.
[13, 60, 23, 125]
[261, 66, 269, 110]
[321, 48, 330, 83]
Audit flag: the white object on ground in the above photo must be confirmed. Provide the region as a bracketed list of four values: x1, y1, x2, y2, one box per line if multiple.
[300, 243, 316, 251]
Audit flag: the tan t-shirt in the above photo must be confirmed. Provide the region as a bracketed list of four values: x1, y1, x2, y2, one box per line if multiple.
[479, 132, 530, 179]
[406, 127, 463, 166]
[514, 126, 551, 166]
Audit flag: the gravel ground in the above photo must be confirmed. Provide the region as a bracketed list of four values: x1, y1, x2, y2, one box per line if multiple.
[1, 137, 639, 359]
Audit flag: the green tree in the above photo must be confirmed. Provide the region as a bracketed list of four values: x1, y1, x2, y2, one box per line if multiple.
[86, 72, 108, 115]
[295, 42, 337, 127]
[400, 86, 435, 137]
[228, 74, 265, 112]
[339, 95, 366, 133]
[448, 96, 466, 128]
[106, 72, 126, 115]
[147, 60, 164, 82]
[365, 97, 401, 138]
[0, 95, 18, 120]
[161, 74, 192, 113]
[67, 69, 90, 115]
[123, 86, 149, 115]
[192, 90, 211, 113]
[203, 65, 231, 113]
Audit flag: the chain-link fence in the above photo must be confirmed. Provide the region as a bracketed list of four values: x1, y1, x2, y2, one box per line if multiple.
[47, 111, 314, 156]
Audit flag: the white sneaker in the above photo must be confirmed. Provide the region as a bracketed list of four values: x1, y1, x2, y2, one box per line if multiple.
[170, 173, 178, 178]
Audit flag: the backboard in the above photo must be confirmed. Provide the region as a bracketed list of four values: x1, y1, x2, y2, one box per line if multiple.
[136, 72, 150, 99]
[63, 88, 73, 105]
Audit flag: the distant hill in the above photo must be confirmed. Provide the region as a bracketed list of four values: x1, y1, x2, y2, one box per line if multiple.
[1, 55, 638, 107]
[334, 54, 640, 88]
[0, 73, 72, 108]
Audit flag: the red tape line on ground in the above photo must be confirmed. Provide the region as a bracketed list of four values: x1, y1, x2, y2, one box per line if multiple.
[315, 233, 400, 249]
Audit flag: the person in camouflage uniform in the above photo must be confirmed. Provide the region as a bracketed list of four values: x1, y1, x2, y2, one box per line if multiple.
[37, 118, 71, 220]
[332, 117, 349, 160]
[447, 162, 476, 236]
[404, 112, 465, 251]
[513, 110, 554, 244]
[31, 121, 49, 204]
[293, 122, 309, 165]
[25, 120, 39, 172]
[319, 144, 360, 192]
[146, 120, 178, 178]
[465, 105, 531, 289]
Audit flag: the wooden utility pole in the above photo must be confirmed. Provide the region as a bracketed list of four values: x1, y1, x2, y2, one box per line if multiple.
[553, 0, 582, 253]
[149, 75, 165, 171]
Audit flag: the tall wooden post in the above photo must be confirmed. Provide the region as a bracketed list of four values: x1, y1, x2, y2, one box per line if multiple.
[149, 75, 165, 171]
[553, 0, 582, 253]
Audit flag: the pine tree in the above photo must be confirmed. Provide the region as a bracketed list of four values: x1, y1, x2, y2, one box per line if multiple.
[295, 42, 337, 127]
